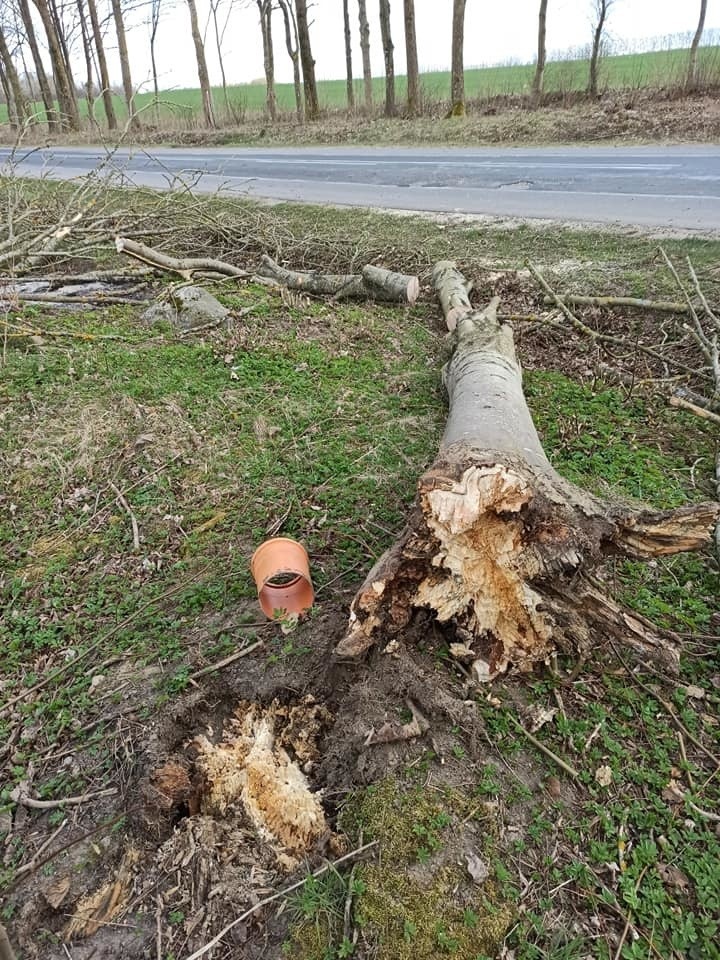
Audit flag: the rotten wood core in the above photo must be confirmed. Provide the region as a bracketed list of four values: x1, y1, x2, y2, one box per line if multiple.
[338, 263, 719, 680]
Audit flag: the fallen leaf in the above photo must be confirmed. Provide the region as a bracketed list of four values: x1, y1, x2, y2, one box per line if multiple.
[465, 852, 490, 884]
[683, 684, 705, 700]
[594, 765, 614, 787]
[526, 704, 557, 733]
[661, 779, 686, 804]
[545, 776, 562, 800]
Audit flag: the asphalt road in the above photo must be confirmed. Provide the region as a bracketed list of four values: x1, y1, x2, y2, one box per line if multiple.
[3, 143, 720, 231]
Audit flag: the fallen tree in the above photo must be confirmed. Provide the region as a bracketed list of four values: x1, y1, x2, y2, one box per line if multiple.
[337, 262, 719, 679]
[257, 255, 420, 304]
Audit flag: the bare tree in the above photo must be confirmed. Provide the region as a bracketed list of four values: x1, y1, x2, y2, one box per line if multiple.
[357, 0, 372, 110]
[450, 0, 466, 116]
[87, 0, 118, 129]
[208, 0, 232, 115]
[294, 0, 319, 120]
[185, 0, 216, 127]
[403, 0, 419, 116]
[342, 0, 354, 110]
[0, 24, 30, 126]
[687, 0, 708, 90]
[75, 0, 96, 125]
[110, 0, 140, 129]
[147, 0, 162, 122]
[257, 0, 277, 121]
[378, 0, 395, 117]
[532, 0, 548, 102]
[278, 0, 303, 121]
[16, 0, 58, 129]
[30, 0, 80, 130]
[588, 0, 614, 98]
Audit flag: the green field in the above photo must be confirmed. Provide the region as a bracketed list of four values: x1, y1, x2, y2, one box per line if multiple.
[3, 44, 720, 128]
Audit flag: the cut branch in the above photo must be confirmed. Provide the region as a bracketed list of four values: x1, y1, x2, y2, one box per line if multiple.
[541, 293, 704, 315]
[115, 237, 250, 280]
[258, 255, 419, 304]
[338, 263, 719, 680]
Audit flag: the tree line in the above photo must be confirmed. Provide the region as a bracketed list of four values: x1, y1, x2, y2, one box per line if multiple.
[0, 0, 711, 133]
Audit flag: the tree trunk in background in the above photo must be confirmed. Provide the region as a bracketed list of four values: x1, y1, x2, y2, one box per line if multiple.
[357, 0, 372, 111]
[295, 0, 319, 120]
[18, 0, 58, 130]
[0, 62, 14, 129]
[186, 0, 216, 127]
[111, 0, 140, 129]
[0, 26, 30, 125]
[48, 0, 74, 88]
[403, 0, 420, 116]
[209, 0, 230, 115]
[279, 0, 303, 121]
[149, 0, 162, 123]
[76, 0, 96, 126]
[450, 0, 466, 116]
[379, 0, 395, 117]
[342, 0, 354, 110]
[687, 0, 708, 89]
[86, 0, 117, 130]
[31, 0, 80, 131]
[588, 0, 611, 98]
[532, 0, 548, 102]
[258, 0, 277, 121]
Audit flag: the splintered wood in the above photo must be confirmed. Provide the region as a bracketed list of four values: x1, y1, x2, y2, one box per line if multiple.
[338, 262, 720, 680]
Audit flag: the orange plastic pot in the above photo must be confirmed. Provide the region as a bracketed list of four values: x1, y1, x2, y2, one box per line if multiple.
[250, 537, 314, 620]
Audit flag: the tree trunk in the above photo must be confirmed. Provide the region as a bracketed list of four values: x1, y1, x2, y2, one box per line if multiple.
[110, 0, 140, 129]
[76, 0, 96, 126]
[450, 0, 466, 116]
[338, 262, 719, 680]
[357, 0, 372, 111]
[294, 0, 319, 121]
[149, 0, 162, 124]
[379, 0, 395, 117]
[209, 0, 230, 116]
[532, 0, 548, 102]
[687, 0, 708, 90]
[403, 0, 420, 117]
[342, 0, 354, 110]
[279, 0, 303, 121]
[185, 0, 216, 127]
[0, 60, 16, 129]
[86, 0, 117, 129]
[0, 26, 30, 126]
[31, 0, 80, 131]
[257, 0, 277, 121]
[17, 0, 58, 131]
[588, 0, 608, 98]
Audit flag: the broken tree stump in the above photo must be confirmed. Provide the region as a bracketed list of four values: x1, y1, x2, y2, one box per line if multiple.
[337, 263, 719, 680]
[257, 255, 420, 304]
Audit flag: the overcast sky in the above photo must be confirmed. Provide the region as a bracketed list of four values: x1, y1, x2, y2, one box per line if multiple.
[117, 0, 718, 93]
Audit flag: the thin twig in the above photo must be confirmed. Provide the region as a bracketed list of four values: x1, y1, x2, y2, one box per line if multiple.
[11, 787, 117, 810]
[109, 482, 140, 552]
[507, 712, 580, 781]
[183, 840, 379, 960]
[15, 818, 68, 876]
[189, 639, 266, 680]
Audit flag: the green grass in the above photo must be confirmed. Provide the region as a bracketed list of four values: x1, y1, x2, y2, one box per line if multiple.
[3, 45, 719, 127]
[1, 183, 718, 958]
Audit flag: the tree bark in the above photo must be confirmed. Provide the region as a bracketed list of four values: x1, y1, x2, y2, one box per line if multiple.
[17, 0, 58, 130]
[278, 0, 303, 121]
[31, 0, 80, 131]
[257, 0, 277, 121]
[687, 0, 708, 90]
[186, 0, 216, 127]
[294, 0, 319, 121]
[258, 256, 420, 303]
[209, 0, 230, 117]
[357, 0, 373, 111]
[87, 0, 118, 130]
[588, 0, 611, 98]
[403, 0, 420, 117]
[0, 26, 30, 126]
[0, 60, 15, 129]
[342, 0, 355, 110]
[379, 0, 395, 117]
[532, 0, 548, 102]
[338, 263, 719, 680]
[450, 0, 466, 116]
[111, 0, 140, 129]
[76, 0, 96, 126]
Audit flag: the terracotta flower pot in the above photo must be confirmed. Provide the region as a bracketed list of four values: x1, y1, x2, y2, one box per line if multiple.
[250, 537, 314, 619]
